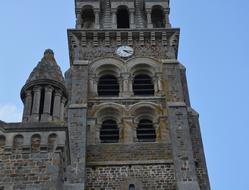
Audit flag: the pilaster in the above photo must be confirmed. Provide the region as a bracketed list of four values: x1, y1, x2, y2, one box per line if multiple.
[168, 104, 200, 190]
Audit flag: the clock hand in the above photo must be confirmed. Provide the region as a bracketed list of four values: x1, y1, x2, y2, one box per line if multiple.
[123, 50, 132, 53]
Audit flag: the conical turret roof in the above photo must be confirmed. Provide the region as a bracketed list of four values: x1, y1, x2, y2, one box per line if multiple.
[26, 49, 65, 84]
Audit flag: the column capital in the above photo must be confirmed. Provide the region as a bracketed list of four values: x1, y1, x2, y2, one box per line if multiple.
[25, 90, 32, 97]
[33, 86, 42, 92]
[45, 85, 54, 92]
[54, 89, 63, 96]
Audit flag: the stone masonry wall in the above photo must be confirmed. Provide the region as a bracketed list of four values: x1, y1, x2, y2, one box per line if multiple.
[87, 143, 172, 162]
[0, 148, 64, 190]
[86, 164, 176, 190]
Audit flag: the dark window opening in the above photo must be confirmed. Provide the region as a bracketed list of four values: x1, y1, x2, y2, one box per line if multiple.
[98, 75, 119, 96]
[151, 6, 165, 28]
[129, 184, 136, 190]
[39, 88, 45, 120]
[137, 119, 156, 142]
[117, 6, 130, 28]
[50, 90, 55, 116]
[0, 135, 6, 147]
[82, 7, 95, 29]
[100, 120, 119, 143]
[30, 90, 34, 115]
[133, 74, 154, 96]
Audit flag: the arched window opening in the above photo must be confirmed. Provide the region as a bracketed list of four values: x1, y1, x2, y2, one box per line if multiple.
[100, 120, 119, 143]
[82, 6, 95, 29]
[151, 6, 165, 28]
[129, 184, 136, 190]
[13, 135, 24, 150]
[117, 6, 130, 28]
[137, 119, 156, 142]
[133, 74, 154, 96]
[31, 134, 41, 152]
[98, 75, 119, 96]
[48, 134, 57, 151]
[0, 135, 6, 148]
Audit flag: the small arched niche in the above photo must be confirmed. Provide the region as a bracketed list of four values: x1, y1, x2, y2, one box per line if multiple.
[117, 6, 130, 28]
[0, 135, 6, 148]
[31, 134, 41, 152]
[151, 5, 166, 28]
[129, 184, 136, 190]
[48, 133, 57, 152]
[81, 5, 95, 29]
[13, 134, 24, 150]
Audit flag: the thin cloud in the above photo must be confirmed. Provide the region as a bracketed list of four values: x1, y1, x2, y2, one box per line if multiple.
[0, 104, 22, 122]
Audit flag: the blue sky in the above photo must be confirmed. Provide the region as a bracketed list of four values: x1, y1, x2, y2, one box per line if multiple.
[0, 0, 248, 189]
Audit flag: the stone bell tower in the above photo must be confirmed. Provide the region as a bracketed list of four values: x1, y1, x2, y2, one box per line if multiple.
[66, 0, 211, 190]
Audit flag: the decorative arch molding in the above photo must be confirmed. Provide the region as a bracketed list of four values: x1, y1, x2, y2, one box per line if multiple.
[126, 57, 162, 73]
[89, 57, 125, 76]
[129, 102, 164, 123]
[90, 102, 126, 122]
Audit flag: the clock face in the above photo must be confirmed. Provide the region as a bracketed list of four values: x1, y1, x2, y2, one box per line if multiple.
[116, 46, 134, 58]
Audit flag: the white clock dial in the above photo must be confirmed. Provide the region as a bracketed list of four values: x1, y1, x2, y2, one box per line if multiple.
[116, 46, 134, 58]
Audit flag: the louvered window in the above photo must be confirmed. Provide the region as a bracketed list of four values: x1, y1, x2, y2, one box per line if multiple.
[137, 119, 156, 142]
[100, 120, 119, 143]
[98, 75, 119, 96]
[133, 74, 154, 96]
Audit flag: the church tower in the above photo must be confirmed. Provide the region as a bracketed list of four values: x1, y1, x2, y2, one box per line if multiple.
[65, 0, 210, 189]
[0, 0, 210, 190]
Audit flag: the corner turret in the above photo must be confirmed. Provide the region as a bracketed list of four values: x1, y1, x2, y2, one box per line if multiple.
[21, 49, 67, 123]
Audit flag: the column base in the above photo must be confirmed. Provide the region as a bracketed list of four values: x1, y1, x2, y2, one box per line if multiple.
[40, 114, 52, 122]
[30, 114, 39, 122]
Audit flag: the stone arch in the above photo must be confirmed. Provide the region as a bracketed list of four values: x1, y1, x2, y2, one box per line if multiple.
[31, 134, 41, 152]
[13, 134, 24, 150]
[91, 103, 126, 125]
[127, 57, 161, 76]
[117, 5, 130, 28]
[151, 5, 166, 28]
[0, 135, 6, 148]
[81, 5, 95, 29]
[129, 102, 163, 123]
[89, 57, 125, 77]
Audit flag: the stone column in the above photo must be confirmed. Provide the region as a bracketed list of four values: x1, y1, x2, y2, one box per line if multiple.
[76, 10, 82, 29]
[31, 86, 42, 122]
[112, 9, 117, 28]
[146, 9, 153, 28]
[153, 76, 158, 95]
[130, 10, 135, 28]
[94, 10, 100, 29]
[165, 8, 171, 28]
[156, 72, 163, 96]
[129, 76, 134, 96]
[121, 73, 132, 97]
[53, 90, 62, 121]
[123, 118, 134, 144]
[60, 97, 67, 121]
[22, 90, 32, 122]
[41, 86, 53, 122]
